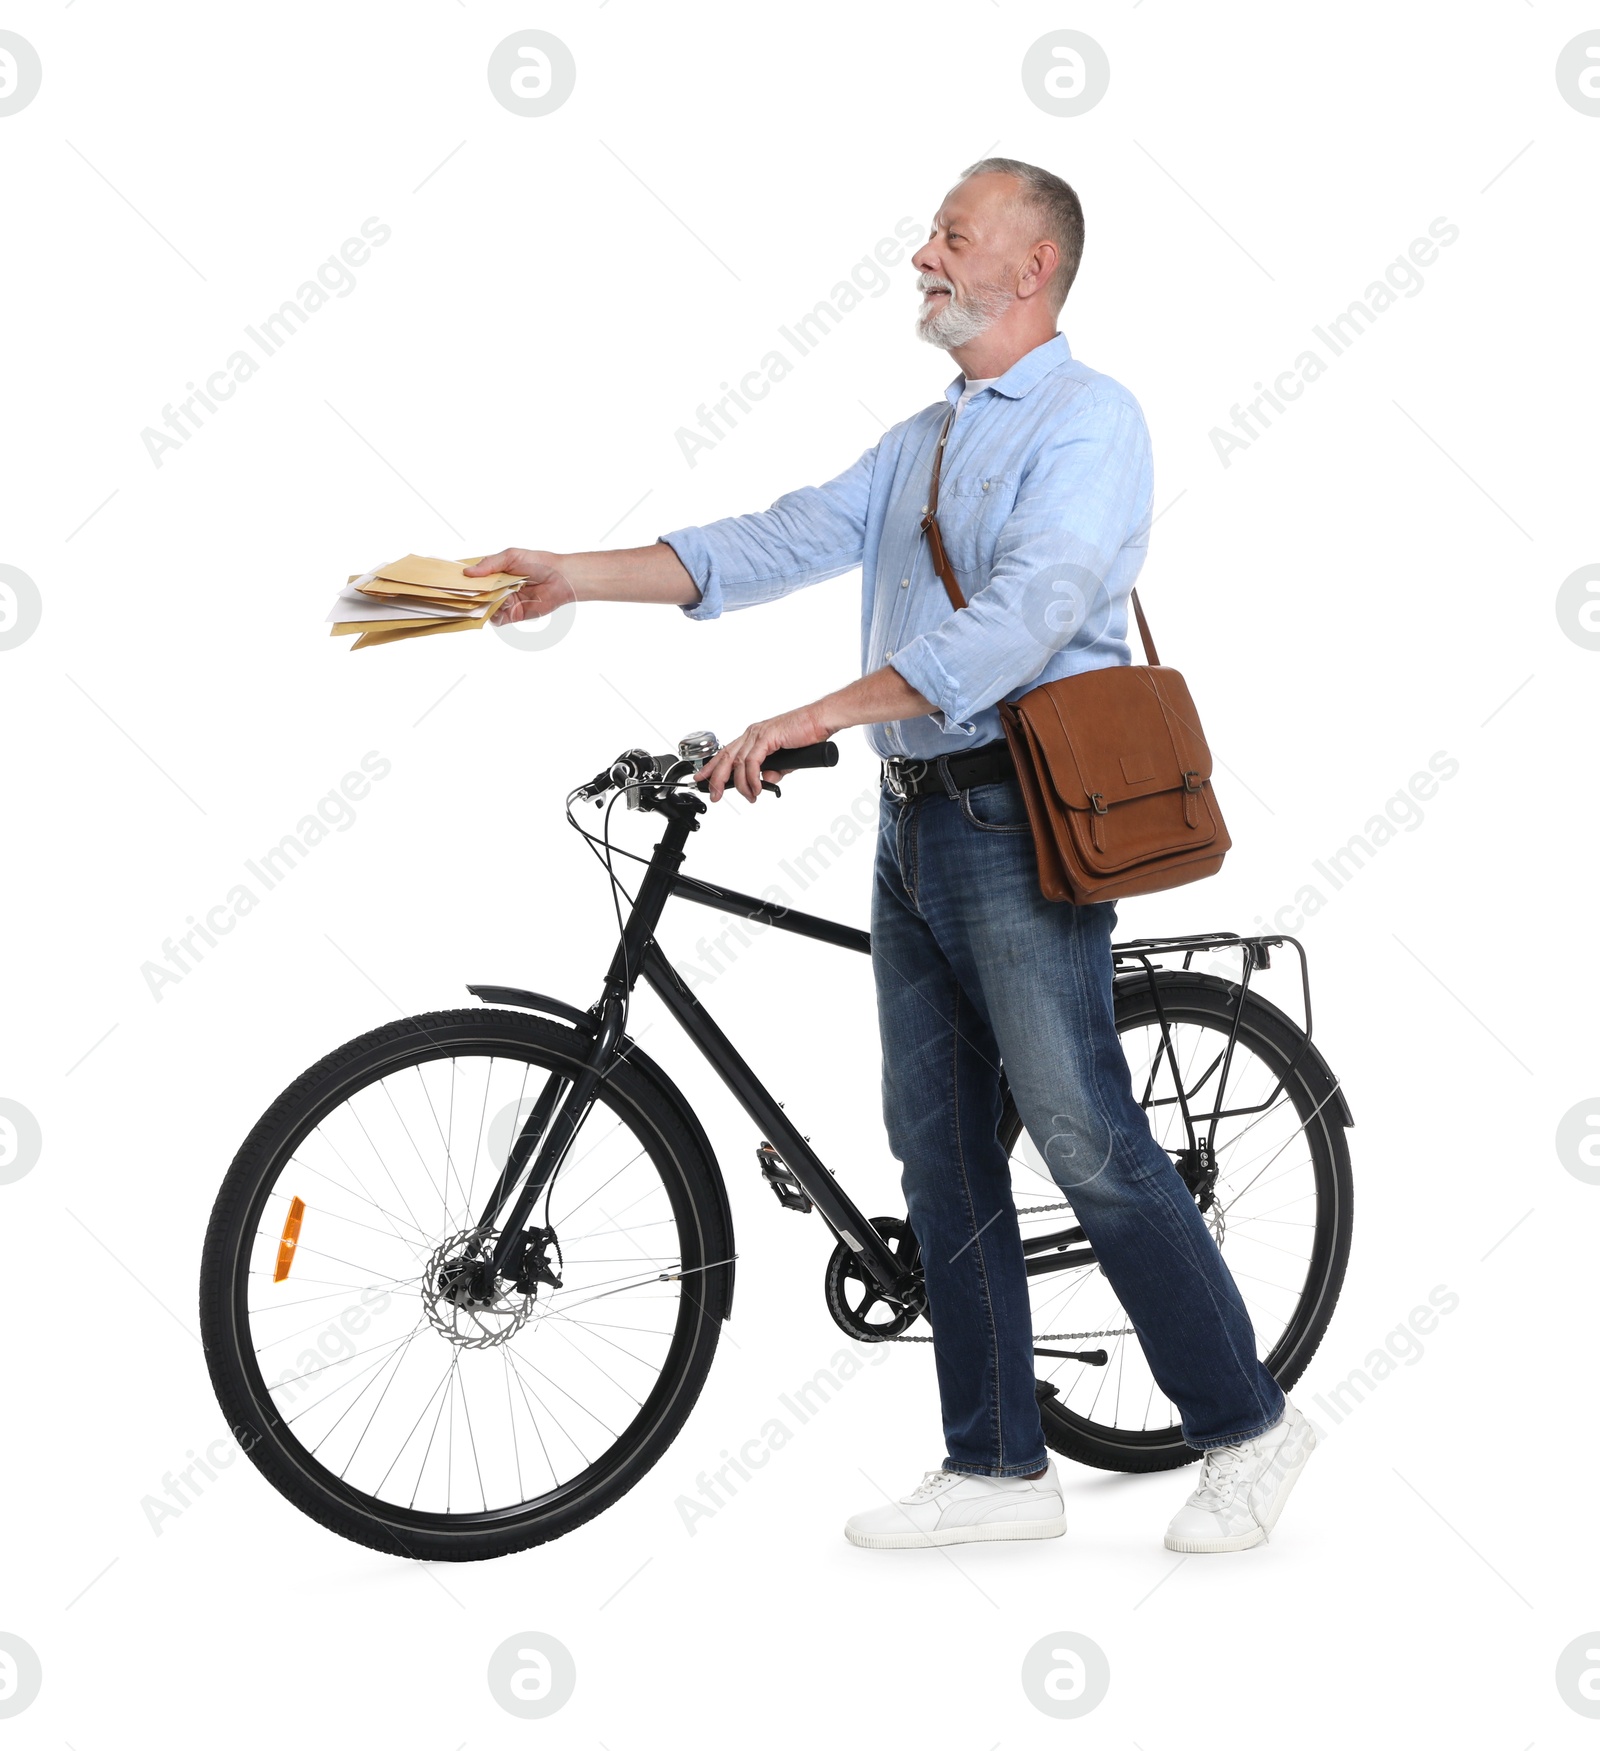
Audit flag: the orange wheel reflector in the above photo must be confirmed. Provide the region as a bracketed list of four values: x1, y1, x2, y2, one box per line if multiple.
[274, 1196, 306, 1282]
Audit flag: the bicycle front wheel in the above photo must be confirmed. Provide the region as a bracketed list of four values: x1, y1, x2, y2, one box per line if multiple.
[199, 1007, 732, 1561]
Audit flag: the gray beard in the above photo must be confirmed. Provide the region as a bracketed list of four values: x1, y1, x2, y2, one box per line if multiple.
[916, 281, 1015, 350]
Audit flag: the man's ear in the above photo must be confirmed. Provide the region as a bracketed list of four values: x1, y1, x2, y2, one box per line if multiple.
[1021, 239, 1060, 300]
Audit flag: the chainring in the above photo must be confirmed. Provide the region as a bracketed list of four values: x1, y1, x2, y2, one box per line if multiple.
[823, 1215, 927, 1341]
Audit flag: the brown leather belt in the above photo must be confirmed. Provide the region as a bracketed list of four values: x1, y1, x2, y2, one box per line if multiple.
[881, 739, 1017, 802]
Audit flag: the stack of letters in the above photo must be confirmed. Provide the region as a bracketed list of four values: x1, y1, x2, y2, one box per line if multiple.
[327, 554, 520, 649]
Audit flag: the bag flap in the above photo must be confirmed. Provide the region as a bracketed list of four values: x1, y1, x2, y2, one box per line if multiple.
[1007, 667, 1213, 811]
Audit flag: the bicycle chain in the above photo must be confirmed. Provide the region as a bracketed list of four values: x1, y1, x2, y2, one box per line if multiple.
[880, 1325, 1133, 1345]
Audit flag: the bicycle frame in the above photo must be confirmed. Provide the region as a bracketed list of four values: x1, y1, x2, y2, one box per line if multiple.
[471, 790, 912, 1298]
[473, 786, 1336, 1303]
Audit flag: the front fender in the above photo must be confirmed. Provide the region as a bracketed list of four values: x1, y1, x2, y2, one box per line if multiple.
[466, 984, 736, 1317]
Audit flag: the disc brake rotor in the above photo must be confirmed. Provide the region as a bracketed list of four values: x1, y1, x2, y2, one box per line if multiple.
[422, 1228, 537, 1349]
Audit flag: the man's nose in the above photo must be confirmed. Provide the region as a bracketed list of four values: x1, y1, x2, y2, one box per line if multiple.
[911, 242, 938, 273]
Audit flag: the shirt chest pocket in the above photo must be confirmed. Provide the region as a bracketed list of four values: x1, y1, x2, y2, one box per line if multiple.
[936, 471, 1018, 579]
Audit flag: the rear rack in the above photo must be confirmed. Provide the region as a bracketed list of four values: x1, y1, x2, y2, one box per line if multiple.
[1108, 931, 1325, 1149]
[1111, 930, 1313, 1045]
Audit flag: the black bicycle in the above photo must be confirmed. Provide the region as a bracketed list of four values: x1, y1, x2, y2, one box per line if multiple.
[199, 732, 1353, 1562]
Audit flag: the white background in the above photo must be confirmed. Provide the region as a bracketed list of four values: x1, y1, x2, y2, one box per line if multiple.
[2, 1, 1597, 1744]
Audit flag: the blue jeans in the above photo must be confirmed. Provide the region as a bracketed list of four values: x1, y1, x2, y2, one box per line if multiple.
[871, 766, 1284, 1476]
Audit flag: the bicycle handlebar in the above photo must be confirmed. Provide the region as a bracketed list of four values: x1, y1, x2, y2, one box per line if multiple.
[576, 737, 840, 805]
[691, 739, 837, 794]
[760, 741, 839, 771]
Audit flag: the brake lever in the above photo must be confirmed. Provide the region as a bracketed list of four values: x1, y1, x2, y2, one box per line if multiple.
[689, 775, 783, 799]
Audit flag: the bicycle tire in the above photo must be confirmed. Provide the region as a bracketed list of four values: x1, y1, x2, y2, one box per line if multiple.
[199, 1007, 732, 1561]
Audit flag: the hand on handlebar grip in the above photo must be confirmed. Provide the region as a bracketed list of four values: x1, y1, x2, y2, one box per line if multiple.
[695, 737, 838, 804]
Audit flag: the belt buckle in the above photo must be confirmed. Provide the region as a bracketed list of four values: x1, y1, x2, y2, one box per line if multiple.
[884, 759, 927, 801]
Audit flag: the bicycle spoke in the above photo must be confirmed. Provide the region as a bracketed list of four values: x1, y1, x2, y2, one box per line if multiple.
[346, 1099, 431, 1240]
[338, 1323, 429, 1475]
[285, 1149, 434, 1249]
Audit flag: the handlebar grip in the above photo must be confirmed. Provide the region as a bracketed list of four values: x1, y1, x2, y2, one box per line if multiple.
[763, 742, 839, 771]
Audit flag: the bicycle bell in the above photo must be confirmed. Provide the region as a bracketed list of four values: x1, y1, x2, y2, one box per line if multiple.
[677, 729, 720, 763]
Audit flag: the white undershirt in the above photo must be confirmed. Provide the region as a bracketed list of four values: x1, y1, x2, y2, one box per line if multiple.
[954, 375, 998, 417]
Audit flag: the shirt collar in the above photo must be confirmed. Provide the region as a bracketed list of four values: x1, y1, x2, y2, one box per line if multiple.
[944, 332, 1073, 407]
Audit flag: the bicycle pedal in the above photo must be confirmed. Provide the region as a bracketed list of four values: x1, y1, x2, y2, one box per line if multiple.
[756, 1141, 812, 1213]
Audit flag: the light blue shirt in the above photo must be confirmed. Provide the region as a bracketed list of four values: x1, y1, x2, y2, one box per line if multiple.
[660, 333, 1154, 761]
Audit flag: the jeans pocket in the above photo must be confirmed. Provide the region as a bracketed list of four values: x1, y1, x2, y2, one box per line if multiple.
[958, 779, 1032, 833]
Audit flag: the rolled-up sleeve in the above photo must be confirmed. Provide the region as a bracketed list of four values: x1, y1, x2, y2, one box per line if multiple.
[887, 392, 1152, 733]
[660, 442, 878, 620]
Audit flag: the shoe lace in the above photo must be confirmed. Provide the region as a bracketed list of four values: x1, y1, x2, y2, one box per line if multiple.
[908, 1469, 957, 1500]
[1193, 1441, 1252, 1509]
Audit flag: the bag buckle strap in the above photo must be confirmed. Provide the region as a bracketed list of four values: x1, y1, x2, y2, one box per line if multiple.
[1088, 791, 1108, 815]
[1181, 770, 1204, 830]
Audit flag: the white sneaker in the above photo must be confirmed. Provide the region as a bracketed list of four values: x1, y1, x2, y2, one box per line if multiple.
[1164, 1400, 1316, 1553]
[844, 1462, 1068, 1550]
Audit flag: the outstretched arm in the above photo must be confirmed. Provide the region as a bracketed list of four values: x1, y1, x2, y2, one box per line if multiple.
[472, 438, 880, 626]
[468, 545, 698, 619]
[471, 438, 899, 802]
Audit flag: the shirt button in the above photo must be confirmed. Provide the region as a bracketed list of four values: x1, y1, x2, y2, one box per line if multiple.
[981, 480, 989, 491]
[885, 650, 894, 661]
[900, 577, 910, 589]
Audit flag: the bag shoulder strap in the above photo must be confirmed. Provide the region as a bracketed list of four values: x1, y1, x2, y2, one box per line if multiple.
[920, 403, 1162, 666]
[1129, 588, 1160, 666]
[921, 407, 965, 611]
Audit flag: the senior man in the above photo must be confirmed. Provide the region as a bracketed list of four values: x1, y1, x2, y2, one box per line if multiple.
[469, 158, 1314, 1555]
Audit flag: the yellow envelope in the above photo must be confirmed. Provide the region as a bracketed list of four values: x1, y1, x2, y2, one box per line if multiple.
[372, 553, 520, 593]
[349, 615, 484, 649]
[331, 614, 476, 636]
[360, 584, 512, 612]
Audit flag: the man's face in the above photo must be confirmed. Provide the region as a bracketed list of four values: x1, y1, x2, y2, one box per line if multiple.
[912, 173, 1023, 349]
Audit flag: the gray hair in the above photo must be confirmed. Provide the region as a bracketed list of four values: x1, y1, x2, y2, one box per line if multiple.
[960, 156, 1085, 311]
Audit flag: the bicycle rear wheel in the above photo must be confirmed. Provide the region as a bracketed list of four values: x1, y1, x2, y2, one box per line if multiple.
[200, 1007, 732, 1560]
[1007, 971, 1352, 1473]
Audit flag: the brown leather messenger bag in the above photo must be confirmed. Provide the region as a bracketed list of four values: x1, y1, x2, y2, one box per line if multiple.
[920, 407, 1231, 904]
